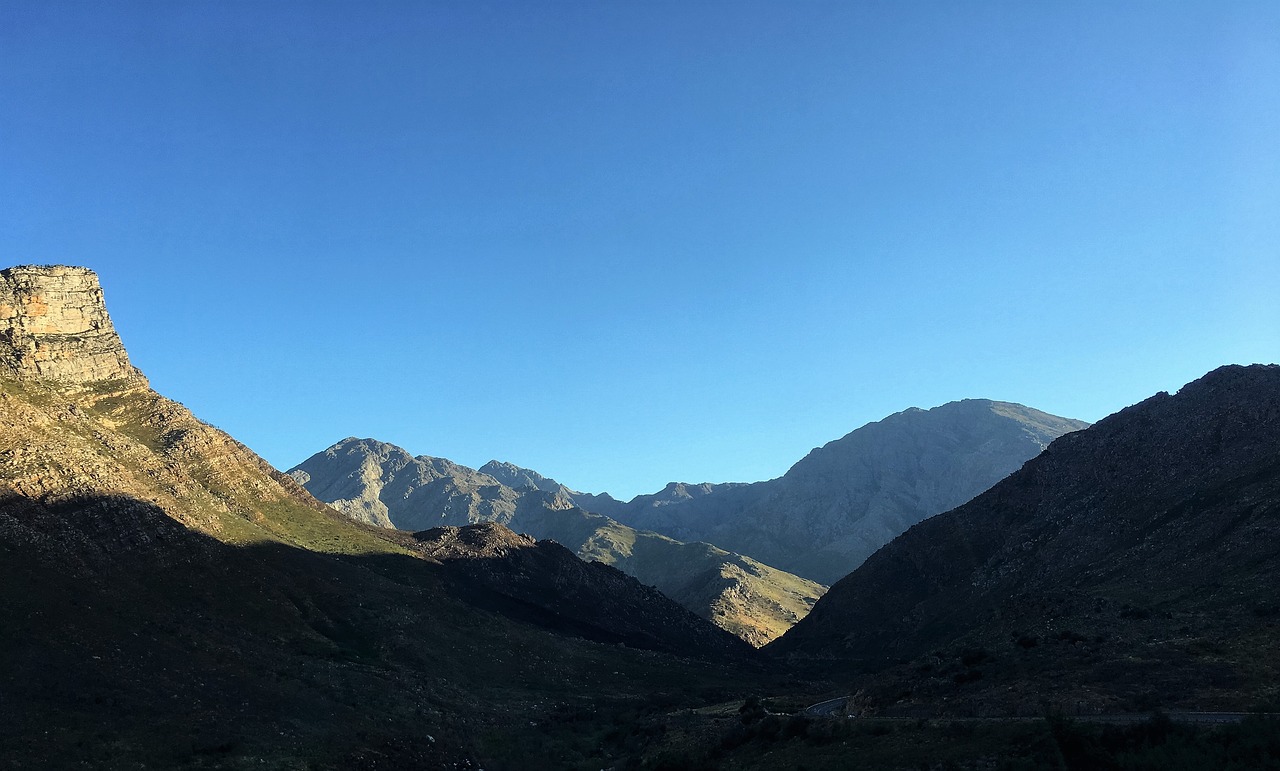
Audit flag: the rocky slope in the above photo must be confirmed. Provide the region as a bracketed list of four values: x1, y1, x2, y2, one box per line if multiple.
[769, 365, 1280, 715]
[0, 265, 760, 768]
[291, 438, 826, 646]
[562, 401, 1087, 585]
[478, 459, 578, 496]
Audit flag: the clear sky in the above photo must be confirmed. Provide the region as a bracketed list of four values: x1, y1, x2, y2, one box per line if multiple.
[3, 1, 1277, 498]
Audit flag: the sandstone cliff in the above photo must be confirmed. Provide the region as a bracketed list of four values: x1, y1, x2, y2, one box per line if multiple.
[0, 265, 139, 384]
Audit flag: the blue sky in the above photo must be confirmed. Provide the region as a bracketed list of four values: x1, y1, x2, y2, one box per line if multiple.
[3, 1, 1277, 498]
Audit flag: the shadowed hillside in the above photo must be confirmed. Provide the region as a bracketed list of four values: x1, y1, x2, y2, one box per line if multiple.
[770, 365, 1280, 716]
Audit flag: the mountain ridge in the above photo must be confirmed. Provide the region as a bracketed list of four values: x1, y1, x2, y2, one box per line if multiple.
[480, 399, 1088, 585]
[290, 437, 826, 646]
[768, 363, 1280, 714]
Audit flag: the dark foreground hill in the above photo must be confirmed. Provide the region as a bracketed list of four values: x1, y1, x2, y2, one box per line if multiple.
[406, 522, 751, 658]
[0, 266, 758, 768]
[770, 364, 1280, 716]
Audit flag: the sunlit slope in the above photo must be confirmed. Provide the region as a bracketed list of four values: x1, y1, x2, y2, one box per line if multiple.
[0, 376, 405, 557]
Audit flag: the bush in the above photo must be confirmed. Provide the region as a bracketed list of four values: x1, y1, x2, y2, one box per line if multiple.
[738, 695, 765, 725]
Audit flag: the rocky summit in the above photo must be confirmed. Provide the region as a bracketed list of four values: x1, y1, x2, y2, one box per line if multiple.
[0, 265, 139, 384]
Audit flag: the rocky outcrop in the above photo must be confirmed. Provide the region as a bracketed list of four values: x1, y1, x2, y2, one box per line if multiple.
[0, 265, 139, 384]
[478, 460, 577, 496]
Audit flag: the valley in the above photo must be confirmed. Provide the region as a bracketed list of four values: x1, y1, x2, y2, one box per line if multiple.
[2, 265, 1277, 769]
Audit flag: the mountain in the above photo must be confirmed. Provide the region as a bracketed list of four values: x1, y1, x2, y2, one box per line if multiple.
[770, 364, 1280, 715]
[408, 522, 750, 658]
[0, 265, 759, 767]
[478, 459, 578, 495]
[290, 439, 826, 646]
[576, 400, 1088, 585]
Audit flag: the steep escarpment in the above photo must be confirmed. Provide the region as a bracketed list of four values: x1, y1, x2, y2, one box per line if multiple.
[770, 365, 1280, 714]
[291, 439, 826, 646]
[0, 265, 139, 384]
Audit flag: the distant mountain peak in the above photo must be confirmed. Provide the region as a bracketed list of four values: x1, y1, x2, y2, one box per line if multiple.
[603, 398, 1089, 585]
[0, 265, 141, 384]
[478, 459, 578, 495]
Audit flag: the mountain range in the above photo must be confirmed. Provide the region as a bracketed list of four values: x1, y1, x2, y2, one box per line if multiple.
[289, 438, 824, 646]
[4, 263, 1278, 768]
[573, 400, 1088, 584]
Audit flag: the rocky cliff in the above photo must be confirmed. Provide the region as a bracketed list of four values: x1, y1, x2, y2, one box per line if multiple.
[0, 265, 139, 383]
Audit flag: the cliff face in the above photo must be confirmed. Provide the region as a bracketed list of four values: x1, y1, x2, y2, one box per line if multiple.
[0, 266, 139, 384]
[0, 266, 398, 561]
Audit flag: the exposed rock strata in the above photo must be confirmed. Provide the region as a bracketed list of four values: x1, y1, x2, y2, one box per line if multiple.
[0, 265, 139, 383]
[0, 263, 758, 767]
